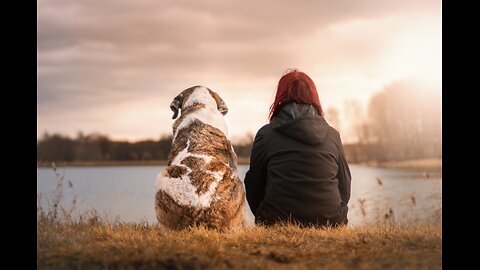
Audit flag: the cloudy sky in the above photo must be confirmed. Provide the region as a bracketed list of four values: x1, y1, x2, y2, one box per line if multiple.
[37, 0, 441, 143]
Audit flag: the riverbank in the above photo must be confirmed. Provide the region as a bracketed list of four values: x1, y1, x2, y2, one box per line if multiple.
[37, 158, 441, 170]
[37, 160, 169, 167]
[358, 158, 442, 171]
[37, 157, 252, 168]
[37, 222, 441, 269]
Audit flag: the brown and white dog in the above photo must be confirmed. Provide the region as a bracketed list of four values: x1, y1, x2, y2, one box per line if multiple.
[155, 86, 254, 231]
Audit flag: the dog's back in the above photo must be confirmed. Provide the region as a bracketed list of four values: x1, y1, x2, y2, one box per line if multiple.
[155, 86, 251, 231]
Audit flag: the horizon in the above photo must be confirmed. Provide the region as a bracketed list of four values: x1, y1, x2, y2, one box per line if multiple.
[37, 0, 441, 144]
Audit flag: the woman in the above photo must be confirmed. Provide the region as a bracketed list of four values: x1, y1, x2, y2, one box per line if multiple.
[244, 69, 351, 227]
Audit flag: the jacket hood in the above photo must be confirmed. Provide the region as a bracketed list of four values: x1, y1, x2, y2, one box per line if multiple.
[271, 103, 330, 145]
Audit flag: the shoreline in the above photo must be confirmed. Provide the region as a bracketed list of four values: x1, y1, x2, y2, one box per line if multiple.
[358, 158, 442, 171]
[36, 158, 251, 168]
[37, 158, 442, 171]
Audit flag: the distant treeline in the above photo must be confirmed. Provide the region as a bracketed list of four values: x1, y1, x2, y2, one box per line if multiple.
[37, 79, 441, 164]
[37, 132, 253, 163]
[340, 80, 442, 163]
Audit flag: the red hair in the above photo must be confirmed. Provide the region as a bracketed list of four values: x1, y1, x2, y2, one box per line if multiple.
[269, 69, 323, 121]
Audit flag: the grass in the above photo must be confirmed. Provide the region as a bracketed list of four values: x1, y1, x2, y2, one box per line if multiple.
[37, 163, 442, 269]
[37, 221, 441, 270]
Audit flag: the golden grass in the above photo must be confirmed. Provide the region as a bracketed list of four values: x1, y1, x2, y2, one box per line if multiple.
[37, 161, 442, 269]
[37, 221, 441, 270]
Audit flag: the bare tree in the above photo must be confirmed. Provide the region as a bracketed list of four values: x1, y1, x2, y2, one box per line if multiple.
[325, 106, 341, 132]
[344, 100, 370, 144]
[367, 80, 441, 161]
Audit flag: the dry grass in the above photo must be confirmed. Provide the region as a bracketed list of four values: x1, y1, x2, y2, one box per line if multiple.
[37, 220, 441, 270]
[37, 163, 442, 269]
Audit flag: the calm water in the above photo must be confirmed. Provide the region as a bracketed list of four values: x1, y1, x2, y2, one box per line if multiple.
[37, 165, 442, 226]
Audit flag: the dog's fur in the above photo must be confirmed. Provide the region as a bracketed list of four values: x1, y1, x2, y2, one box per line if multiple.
[155, 86, 253, 231]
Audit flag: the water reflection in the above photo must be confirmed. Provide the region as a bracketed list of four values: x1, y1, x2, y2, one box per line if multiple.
[37, 165, 442, 226]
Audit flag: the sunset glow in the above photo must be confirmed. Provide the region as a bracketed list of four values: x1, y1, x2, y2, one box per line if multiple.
[37, 0, 441, 143]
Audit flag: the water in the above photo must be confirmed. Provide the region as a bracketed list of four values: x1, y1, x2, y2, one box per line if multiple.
[37, 165, 442, 226]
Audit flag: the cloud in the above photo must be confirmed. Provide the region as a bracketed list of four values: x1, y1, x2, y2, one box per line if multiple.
[37, 0, 441, 141]
[38, 0, 439, 49]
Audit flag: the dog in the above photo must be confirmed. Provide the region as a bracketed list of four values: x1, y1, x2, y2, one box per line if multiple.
[155, 86, 254, 231]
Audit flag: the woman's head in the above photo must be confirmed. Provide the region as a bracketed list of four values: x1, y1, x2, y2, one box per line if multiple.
[269, 69, 323, 120]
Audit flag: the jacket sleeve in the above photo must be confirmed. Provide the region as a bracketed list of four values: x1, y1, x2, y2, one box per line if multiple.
[337, 136, 351, 205]
[244, 131, 267, 215]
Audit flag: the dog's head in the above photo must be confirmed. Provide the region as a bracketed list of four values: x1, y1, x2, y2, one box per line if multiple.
[170, 86, 228, 119]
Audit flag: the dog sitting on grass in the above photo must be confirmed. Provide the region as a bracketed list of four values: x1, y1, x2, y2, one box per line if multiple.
[155, 86, 254, 231]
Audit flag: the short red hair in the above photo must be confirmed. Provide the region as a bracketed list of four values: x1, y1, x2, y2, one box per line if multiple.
[269, 69, 323, 121]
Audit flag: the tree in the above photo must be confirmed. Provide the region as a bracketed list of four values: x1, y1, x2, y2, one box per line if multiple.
[367, 80, 441, 161]
[325, 106, 341, 132]
[344, 100, 371, 144]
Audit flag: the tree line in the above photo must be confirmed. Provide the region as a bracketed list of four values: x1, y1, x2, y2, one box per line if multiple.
[37, 79, 441, 164]
[341, 79, 441, 163]
[37, 132, 253, 163]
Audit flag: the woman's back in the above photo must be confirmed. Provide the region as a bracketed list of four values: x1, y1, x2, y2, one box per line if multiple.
[245, 102, 350, 226]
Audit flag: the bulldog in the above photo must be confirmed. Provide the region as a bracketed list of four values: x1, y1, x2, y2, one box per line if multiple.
[155, 86, 254, 231]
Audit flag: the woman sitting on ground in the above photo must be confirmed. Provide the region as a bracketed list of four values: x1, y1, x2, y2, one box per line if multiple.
[244, 69, 351, 227]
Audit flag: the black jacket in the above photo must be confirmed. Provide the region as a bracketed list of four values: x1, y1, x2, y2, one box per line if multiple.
[244, 103, 351, 226]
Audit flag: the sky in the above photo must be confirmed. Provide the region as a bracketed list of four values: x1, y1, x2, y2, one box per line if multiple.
[37, 0, 441, 143]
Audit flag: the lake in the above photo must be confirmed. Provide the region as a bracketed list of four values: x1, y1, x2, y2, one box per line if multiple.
[37, 164, 442, 226]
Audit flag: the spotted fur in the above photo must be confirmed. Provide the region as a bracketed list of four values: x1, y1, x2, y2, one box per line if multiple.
[155, 86, 254, 231]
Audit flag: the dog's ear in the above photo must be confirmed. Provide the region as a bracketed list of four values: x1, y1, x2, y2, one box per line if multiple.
[170, 94, 184, 119]
[208, 89, 228, 115]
